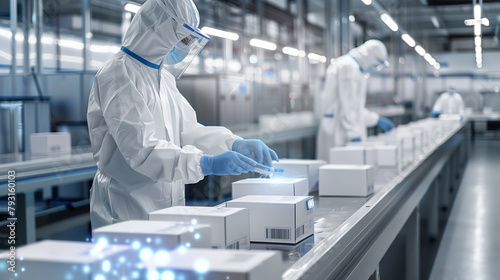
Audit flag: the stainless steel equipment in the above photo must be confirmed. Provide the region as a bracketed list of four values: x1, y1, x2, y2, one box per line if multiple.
[176, 74, 253, 128]
[0, 96, 51, 154]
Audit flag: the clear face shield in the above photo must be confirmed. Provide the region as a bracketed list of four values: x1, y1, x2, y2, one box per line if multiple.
[165, 23, 210, 79]
[375, 59, 390, 71]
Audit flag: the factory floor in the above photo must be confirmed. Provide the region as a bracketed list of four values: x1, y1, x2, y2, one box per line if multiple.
[429, 140, 500, 280]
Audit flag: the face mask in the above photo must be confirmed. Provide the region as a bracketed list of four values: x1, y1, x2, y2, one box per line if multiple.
[166, 47, 188, 65]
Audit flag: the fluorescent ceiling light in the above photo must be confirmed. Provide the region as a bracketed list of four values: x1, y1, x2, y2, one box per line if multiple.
[249, 39, 277, 51]
[474, 24, 481, 36]
[308, 53, 327, 63]
[401, 34, 416, 47]
[0, 28, 11, 38]
[298, 50, 306, 57]
[362, 0, 372, 5]
[464, 19, 475, 26]
[424, 53, 433, 62]
[380, 13, 398, 32]
[124, 3, 141, 14]
[349, 15, 356, 22]
[282, 47, 300, 56]
[474, 4, 481, 20]
[475, 36, 481, 46]
[481, 18, 489, 26]
[431, 16, 440, 29]
[58, 39, 84, 50]
[434, 63, 441, 70]
[414, 45, 426, 56]
[201, 27, 239, 41]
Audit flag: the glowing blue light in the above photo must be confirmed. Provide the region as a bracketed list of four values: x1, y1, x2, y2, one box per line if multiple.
[194, 233, 200, 240]
[132, 271, 140, 279]
[140, 248, 154, 261]
[193, 258, 210, 274]
[86, 238, 90, 242]
[19, 257, 23, 261]
[119, 256, 126, 263]
[191, 219, 197, 225]
[96, 237, 109, 250]
[227, 277, 230, 279]
[65, 273, 73, 280]
[154, 250, 171, 266]
[186, 243, 191, 248]
[102, 260, 111, 272]
[83, 265, 91, 274]
[155, 237, 162, 245]
[132, 241, 141, 250]
[94, 274, 105, 280]
[0, 262, 6, 270]
[161, 270, 175, 280]
[21, 267, 25, 272]
[146, 237, 152, 243]
[177, 246, 187, 254]
[113, 238, 118, 243]
[72, 265, 78, 271]
[147, 269, 160, 280]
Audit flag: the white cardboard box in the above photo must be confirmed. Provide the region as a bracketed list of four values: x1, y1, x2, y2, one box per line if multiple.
[232, 178, 309, 199]
[271, 159, 326, 192]
[375, 145, 399, 168]
[319, 164, 374, 197]
[226, 195, 315, 244]
[149, 206, 250, 250]
[30, 132, 71, 154]
[93, 220, 212, 250]
[141, 248, 282, 280]
[0, 240, 134, 280]
[329, 146, 376, 167]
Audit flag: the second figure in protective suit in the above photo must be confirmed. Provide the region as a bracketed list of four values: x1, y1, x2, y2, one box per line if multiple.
[87, 0, 278, 230]
[316, 40, 395, 162]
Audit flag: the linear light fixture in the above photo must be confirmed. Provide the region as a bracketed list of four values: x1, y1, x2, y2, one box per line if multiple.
[380, 13, 398, 32]
[362, 0, 372, 5]
[401, 34, 416, 47]
[414, 45, 426, 56]
[124, 3, 141, 13]
[201, 27, 239, 41]
[282, 47, 300, 57]
[249, 39, 277, 51]
[308, 53, 327, 63]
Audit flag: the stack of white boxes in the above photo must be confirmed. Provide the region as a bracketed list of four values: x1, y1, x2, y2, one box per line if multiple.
[149, 206, 250, 250]
[329, 146, 376, 167]
[319, 165, 374, 196]
[226, 195, 315, 244]
[92, 220, 212, 250]
[142, 248, 282, 279]
[0, 240, 135, 280]
[232, 178, 309, 199]
[375, 145, 400, 185]
[271, 159, 326, 192]
[30, 132, 71, 155]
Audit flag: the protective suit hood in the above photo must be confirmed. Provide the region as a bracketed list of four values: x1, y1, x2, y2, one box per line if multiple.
[122, 0, 200, 67]
[349, 40, 389, 73]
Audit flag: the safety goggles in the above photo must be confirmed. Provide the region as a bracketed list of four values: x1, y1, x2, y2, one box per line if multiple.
[165, 23, 210, 79]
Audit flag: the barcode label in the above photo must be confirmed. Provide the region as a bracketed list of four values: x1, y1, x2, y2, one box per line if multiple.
[226, 241, 240, 250]
[296, 225, 305, 238]
[266, 228, 291, 240]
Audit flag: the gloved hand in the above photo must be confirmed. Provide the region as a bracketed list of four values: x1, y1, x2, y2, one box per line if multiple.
[351, 137, 361, 142]
[431, 109, 440, 118]
[200, 151, 257, 176]
[232, 139, 279, 167]
[377, 117, 395, 132]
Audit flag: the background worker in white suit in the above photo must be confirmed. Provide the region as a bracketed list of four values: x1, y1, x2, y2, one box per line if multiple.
[316, 40, 395, 161]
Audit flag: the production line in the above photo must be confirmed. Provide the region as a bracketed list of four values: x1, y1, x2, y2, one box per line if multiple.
[0, 116, 469, 279]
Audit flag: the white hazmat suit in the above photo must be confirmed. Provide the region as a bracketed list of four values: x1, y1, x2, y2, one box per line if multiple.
[432, 89, 465, 116]
[316, 40, 389, 162]
[87, 0, 241, 229]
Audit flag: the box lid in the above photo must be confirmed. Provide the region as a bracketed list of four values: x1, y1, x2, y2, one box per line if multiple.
[149, 206, 246, 217]
[94, 220, 208, 235]
[229, 195, 312, 204]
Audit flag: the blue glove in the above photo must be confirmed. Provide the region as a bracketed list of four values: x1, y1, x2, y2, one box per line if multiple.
[377, 117, 395, 132]
[351, 137, 361, 142]
[232, 139, 279, 167]
[200, 151, 257, 176]
[431, 109, 439, 118]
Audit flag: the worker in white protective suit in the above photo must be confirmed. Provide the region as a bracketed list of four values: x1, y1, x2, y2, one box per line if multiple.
[432, 87, 465, 118]
[87, 0, 278, 230]
[316, 40, 395, 162]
